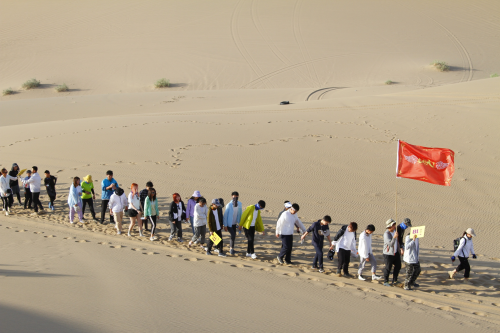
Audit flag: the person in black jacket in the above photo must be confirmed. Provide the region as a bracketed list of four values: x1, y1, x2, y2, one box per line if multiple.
[44, 170, 57, 210]
[8, 163, 22, 206]
[168, 192, 186, 242]
[300, 216, 333, 273]
[396, 218, 412, 256]
[207, 199, 226, 257]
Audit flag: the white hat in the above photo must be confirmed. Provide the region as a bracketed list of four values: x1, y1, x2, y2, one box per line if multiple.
[192, 190, 201, 197]
[385, 219, 396, 228]
[284, 202, 292, 208]
[466, 228, 476, 237]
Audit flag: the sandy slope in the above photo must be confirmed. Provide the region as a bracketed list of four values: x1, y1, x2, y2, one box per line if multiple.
[1, 0, 500, 332]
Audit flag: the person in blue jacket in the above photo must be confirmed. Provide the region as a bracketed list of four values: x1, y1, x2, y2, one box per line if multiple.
[100, 170, 119, 225]
[223, 191, 242, 255]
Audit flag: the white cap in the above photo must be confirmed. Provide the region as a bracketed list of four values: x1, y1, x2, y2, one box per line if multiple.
[466, 228, 476, 237]
[284, 202, 292, 208]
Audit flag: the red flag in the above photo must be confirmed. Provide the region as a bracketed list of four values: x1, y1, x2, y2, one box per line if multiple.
[396, 140, 455, 186]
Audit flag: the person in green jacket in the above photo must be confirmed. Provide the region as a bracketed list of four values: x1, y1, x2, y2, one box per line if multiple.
[143, 188, 160, 241]
[81, 175, 97, 221]
[239, 200, 266, 259]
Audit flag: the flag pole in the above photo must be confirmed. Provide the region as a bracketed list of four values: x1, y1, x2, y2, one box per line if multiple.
[395, 139, 400, 222]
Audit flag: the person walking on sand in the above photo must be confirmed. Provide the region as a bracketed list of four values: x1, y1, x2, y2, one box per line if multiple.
[1, 168, 17, 216]
[23, 170, 33, 209]
[332, 222, 358, 278]
[207, 199, 226, 257]
[127, 183, 143, 237]
[44, 170, 57, 211]
[276, 203, 306, 265]
[139, 181, 154, 231]
[67, 177, 84, 224]
[168, 193, 186, 242]
[382, 219, 401, 287]
[223, 191, 242, 255]
[403, 233, 421, 290]
[81, 175, 97, 221]
[189, 197, 208, 249]
[239, 200, 266, 260]
[22, 166, 43, 215]
[109, 187, 127, 235]
[101, 170, 119, 225]
[8, 163, 22, 206]
[449, 228, 477, 283]
[186, 190, 201, 234]
[143, 188, 160, 241]
[277, 201, 291, 220]
[300, 215, 333, 273]
[358, 224, 382, 281]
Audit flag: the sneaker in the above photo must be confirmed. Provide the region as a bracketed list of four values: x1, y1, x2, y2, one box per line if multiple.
[5, 211, 9, 216]
[206, 251, 212, 255]
[188, 241, 193, 248]
[139, 231, 144, 237]
[7, 207, 11, 213]
[277, 256, 284, 264]
[336, 269, 342, 277]
[285, 261, 292, 265]
[404, 286, 412, 290]
[230, 249, 235, 255]
[48, 203, 52, 209]
[344, 273, 354, 278]
[70, 221, 74, 224]
[372, 275, 382, 280]
[51, 206, 55, 211]
[358, 275, 366, 281]
[412, 283, 420, 287]
[117, 231, 122, 235]
[150, 236, 157, 241]
[168, 235, 174, 241]
[203, 246, 208, 251]
[463, 278, 472, 284]
[318, 268, 325, 273]
[383, 282, 391, 287]
[311, 265, 318, 270]
[128, 231, 131, 237]
[214, 249, 219, 253]
[177, 238, 183, 243]
[218, 252, 227, 257]
[448, 271, 455, 279]
[246, 253, 252, 257]
[251, 253, 257, 259]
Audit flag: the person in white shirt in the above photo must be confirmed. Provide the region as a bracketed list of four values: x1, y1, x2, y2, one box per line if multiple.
[189, 198, 208, 249]
[127, 183, 143, 237]
[332, 222, 358, 278]
[276, 203, 306, 265]
[22, 166, 44, 214]
[1, 168, 17, 215]
[357, 224, 382, 281]
[223, 191, 242, 255]
[109, 188, 128, 235]
[449, 228, 477, 283]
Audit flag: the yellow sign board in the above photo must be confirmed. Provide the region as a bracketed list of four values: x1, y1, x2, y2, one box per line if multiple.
[17, 168, 27, 177]
[209, 232, 222, 245]
[409, 226, 425, 238]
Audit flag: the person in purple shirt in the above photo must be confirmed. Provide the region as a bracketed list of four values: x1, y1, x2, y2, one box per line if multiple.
[186, 190, 201, 234]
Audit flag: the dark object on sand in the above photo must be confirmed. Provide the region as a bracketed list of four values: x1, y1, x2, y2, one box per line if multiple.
[280, 101, 289, 105]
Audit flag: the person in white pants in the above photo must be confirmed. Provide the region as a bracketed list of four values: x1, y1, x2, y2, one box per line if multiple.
[358, 224, 382, 281]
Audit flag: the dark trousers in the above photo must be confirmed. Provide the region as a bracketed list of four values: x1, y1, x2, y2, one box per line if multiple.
[82, 198, 96, 218]
[32, 192, 43, 212]
[8, 192, 20, 206]
[48, 195, 56, 207]
[244, 226, 256, 254]
[227, 225, 237, 249]
[313, 242, 324, 268]
[207, 229, 223, 252]
[456, 256, 471, 278]
[100, 200, 114, 224]
[337, 248, 351, 274]
[24, 189, 32, 208]
[383, 253, 402, 283]
[2, 195, 12, 210]
[170, 220, 182, 238]
[404, 262, 421, 287]
[279, 234, 294, 262]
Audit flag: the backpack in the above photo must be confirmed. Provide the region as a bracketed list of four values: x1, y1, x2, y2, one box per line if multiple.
[453, 236, 466, 253]
[333, 225, 357, 242]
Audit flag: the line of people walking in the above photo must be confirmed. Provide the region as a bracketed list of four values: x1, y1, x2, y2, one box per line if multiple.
[1, 166, 479, 288]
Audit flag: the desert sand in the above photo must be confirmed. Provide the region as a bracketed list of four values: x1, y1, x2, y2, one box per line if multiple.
[1, 1, 500, 332]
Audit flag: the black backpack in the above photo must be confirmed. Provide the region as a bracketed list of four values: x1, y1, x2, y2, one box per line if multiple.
[453, 236, 466, 253]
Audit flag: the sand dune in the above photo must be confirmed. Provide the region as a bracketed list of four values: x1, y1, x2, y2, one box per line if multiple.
[1, 0, 500, 332]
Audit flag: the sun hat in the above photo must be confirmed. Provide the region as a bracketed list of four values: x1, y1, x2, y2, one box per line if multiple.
[466, 228, 476, 237]
[403, 218, 412, 227]
[385, 219, 396, 228]
[192, 190, 201, 197]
